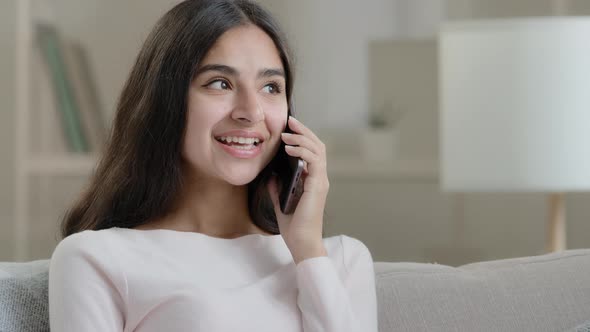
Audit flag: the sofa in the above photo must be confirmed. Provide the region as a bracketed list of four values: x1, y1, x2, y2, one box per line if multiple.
[1, 249, 589, 332]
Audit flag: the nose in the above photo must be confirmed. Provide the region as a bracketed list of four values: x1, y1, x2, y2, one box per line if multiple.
[231, 88, 264, 124]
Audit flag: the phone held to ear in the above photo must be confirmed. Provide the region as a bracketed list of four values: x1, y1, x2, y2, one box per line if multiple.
[279, 155, 304, 214]
[276, 122, 305, 215]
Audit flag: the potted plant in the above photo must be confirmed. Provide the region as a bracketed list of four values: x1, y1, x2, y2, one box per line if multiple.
[362, 100, 405, 162]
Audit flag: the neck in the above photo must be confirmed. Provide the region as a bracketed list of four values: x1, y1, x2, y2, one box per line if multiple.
[144, 171, 267, 238]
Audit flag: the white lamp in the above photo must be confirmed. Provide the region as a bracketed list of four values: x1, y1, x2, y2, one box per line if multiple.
[439, 17, 590, 252]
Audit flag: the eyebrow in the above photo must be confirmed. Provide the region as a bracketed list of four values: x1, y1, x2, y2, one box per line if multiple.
[195, 64, 285, 79]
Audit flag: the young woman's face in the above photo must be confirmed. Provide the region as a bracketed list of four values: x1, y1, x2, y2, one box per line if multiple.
[184, 24, 288, 185]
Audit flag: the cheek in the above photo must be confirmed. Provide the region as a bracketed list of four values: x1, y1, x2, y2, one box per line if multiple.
[188, 94, 229, 125]
[183, 106, 227, 158]
[187, 94, 230, 135]
[267, 112, 286, 133]
[185, 111, 211, 144]
[264, 102, 289, 133]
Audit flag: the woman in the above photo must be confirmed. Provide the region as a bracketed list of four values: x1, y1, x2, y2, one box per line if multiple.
[48, 0, 378, 331]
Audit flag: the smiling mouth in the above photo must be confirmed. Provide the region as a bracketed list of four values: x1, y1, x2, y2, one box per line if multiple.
[214, 137, 262, 147]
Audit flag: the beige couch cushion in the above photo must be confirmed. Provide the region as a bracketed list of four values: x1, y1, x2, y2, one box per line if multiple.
[374, 249, 590, 332]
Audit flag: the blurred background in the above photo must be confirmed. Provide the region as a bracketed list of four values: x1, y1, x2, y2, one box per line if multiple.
[1, 0, 590, 265]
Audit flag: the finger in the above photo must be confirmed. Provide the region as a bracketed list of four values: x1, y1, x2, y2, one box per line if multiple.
[281, 132, 320, 155]
[288, 116, 324, 147]
[282, 133, 326, 173]
[285, 145, 325, 174]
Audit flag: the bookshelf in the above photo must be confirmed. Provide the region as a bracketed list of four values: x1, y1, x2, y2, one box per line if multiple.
[14, 0, 102, 261]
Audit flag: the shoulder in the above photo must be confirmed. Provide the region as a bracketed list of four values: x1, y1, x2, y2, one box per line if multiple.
[49, 228, 129, 288]
[50, 228, 123, 264]
[49, 229, 128, 313]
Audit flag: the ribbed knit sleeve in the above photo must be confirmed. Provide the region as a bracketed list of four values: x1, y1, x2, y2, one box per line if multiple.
[295, 235, 378, 332]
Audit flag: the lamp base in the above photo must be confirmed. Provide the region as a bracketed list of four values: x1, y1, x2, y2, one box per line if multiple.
[547, 193, 566, 253]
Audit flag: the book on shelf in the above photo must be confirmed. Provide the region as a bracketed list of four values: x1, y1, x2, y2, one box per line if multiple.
[61, 41, 108, 152]
[31, 40, 69, 155]
[34, 23, 108, 154]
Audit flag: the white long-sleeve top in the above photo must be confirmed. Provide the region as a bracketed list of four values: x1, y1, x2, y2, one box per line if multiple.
[48, 227, 378, 331]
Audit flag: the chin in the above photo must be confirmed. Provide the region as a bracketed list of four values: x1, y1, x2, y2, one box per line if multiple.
[222, 169, 262, 186]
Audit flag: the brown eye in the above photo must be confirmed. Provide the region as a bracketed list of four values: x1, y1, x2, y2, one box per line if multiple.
[206, 79, 230, 90]
[262, 82, 282, 94]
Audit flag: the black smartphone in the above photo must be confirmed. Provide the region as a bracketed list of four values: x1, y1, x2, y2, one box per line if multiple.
[279, 154, 304, 214]
[276, 121, 305, 214]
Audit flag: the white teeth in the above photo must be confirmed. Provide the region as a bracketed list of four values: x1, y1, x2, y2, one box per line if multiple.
[231, 144, 255, 150]
[217, 136, 260, 144]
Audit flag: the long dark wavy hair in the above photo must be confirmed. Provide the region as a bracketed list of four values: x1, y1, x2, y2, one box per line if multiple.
[59, 0, 299, 239]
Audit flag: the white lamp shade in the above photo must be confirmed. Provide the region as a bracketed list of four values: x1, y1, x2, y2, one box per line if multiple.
[439, 18, 590, 192]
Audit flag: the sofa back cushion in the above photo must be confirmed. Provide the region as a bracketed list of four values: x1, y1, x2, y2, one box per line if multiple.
[0, 260, 50, 332]
[374, 249, 590, 332]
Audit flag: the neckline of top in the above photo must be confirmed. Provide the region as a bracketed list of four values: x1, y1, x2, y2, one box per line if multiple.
[111, 226, 284, 242]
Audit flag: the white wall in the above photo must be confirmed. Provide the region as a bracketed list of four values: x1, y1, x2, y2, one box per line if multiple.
[260, 0, 398, 128]
[446, 0, 553, 19]
[393, 0, 445, 38]
[260, 0, 446, 129]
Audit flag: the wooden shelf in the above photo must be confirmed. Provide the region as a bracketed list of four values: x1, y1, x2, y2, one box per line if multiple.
[327, 158, 438, 180]
[25, 154, 98, 175]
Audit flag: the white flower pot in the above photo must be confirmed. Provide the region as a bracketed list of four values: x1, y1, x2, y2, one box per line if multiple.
[361, 128, 399, 162]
